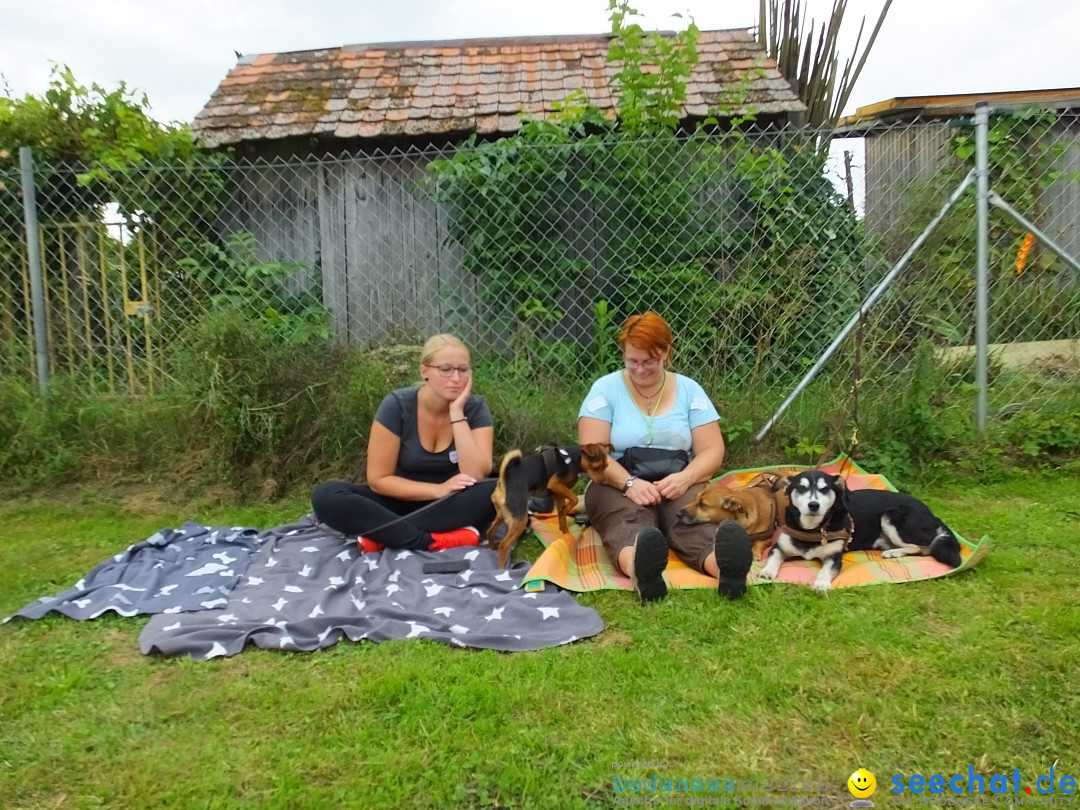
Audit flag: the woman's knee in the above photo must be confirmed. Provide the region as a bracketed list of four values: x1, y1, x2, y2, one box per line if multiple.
[311, 480, 350, 516]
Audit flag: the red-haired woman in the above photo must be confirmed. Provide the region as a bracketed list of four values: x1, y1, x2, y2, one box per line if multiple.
[578, 312, 751, 602]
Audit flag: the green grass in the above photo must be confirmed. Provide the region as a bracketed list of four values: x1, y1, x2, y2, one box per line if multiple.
[1, 476, 1078, 810]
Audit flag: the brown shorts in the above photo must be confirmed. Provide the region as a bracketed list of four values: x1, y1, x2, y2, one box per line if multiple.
[584, 481, 716, 573]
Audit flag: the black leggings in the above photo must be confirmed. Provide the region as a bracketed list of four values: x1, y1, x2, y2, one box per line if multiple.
[310, 479, 498, 550]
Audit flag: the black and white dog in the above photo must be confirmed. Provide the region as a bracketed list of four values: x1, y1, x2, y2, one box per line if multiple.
[757, 470, 962, 592]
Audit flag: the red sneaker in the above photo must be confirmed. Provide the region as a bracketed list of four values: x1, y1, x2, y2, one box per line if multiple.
[428, 526, 480, 551]
[357, 536, 385, 554]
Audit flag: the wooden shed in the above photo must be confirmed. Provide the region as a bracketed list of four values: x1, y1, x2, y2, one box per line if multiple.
[836, 88, 1080, 260]
[192, 31, 806, 345]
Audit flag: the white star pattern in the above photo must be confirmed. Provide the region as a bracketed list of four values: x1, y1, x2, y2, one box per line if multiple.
[186, 563, 229, 577]
[495, 571, 513, 582]
[327, 576, 345, 586]
[299, 565, 313, 577]
[363, 557, 379, 571]
[484, 607, 505, 621]
[201, 598, 228, 609]
[246, 576, 264, 586]
[308, 605, 324, 619]
[278, 636, 295, 648]
[464, 550, 480, 561]
[154, 584, 178, 597]
[317, 627, 334, 643]
[449, 624, 470, 634]
[336, 550, 353, 562]
[424, 584, 445, 597]
[301, 546, 319, 553]
[272, 598, 289, 611]
[162, 621, 181, 632]
[264, 618, 287, 628]
[205, 642, 228, 659]
[266, 557, 279, 568]
[163, 606, 182, 614]
[470, 587, 489, 599]
[282, 585, 304, 593]
[72, 598, 92, 608]
[459, 570, 474, 582]
[433, 606, 454, 617]
[212, 552, 237, 564]
[521, 592, 538, 600]
[388, 570, 401, 583]
[217, 614, 239, 623]
[538, 607, 560, 620]
[385, 584, 401, 596]
[394, 550, 413, 560]
[406, 621, 430, 638]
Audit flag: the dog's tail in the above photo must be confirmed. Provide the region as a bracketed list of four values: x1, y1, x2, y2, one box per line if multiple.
[930, 523, 962, 568]
[498, 449, 530, 518]
[499, 448, 523, 478]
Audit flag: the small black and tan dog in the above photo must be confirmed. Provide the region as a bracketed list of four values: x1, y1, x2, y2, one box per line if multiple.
[487, 443, 611, 568]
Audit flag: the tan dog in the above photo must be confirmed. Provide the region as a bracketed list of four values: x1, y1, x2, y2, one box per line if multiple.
[675, 471, 794, 560]
[486, 443, 611, 568]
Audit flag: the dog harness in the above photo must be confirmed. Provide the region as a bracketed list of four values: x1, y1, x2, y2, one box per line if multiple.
[743, 473, 786, 543]
[781, 519, 853, 549]
[536, 444, 572, 480]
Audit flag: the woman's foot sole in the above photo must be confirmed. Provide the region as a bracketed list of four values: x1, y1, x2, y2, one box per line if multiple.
[714, 520, 753, 600]
[631, 527, 669, 603]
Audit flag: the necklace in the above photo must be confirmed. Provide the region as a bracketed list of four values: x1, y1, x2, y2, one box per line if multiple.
[627, 370, 667, 414]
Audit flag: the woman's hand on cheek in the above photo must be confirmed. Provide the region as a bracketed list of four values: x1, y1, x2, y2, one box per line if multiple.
[626, 479, 662, 506]
[655, 471, 692, 501]
[450, 374, 473, 416]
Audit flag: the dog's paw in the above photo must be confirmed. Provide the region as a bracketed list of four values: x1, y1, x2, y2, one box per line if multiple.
[881, 548, 906, 559]
[811, 579, 832, 593]
[756, 568, 777, 582]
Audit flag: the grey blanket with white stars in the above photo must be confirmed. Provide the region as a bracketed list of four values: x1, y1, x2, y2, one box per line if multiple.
[6, 516, 604, 659]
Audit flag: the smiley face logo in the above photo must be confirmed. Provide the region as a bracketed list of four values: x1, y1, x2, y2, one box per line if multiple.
[848, 769, 877, 798]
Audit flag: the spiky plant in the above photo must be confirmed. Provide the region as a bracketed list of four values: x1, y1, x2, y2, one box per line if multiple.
[757, 0, 893, 128]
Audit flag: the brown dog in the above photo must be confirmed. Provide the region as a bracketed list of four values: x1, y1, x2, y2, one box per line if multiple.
[675, 471, 794, 560]
[487, 443, 611, 568]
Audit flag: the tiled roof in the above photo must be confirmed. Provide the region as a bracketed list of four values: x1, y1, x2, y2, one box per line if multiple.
[192, 30, 805, 147]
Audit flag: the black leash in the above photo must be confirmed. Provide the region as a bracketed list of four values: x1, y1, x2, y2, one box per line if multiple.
[354, 492, 458, 538]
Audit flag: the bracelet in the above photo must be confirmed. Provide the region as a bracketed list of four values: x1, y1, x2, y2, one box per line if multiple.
[451, 418, 468, 424]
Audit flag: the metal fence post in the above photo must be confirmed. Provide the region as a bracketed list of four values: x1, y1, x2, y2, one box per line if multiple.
[19, 146, 49, 394]
[973, 102, 990, 434]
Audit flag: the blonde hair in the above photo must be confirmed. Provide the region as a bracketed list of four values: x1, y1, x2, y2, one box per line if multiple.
[420, 334, 469, 366]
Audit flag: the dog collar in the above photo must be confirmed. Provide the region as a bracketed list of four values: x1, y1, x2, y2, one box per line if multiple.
[782, 520, 853, 549]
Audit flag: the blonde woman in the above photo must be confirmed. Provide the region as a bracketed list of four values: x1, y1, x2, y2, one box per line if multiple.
[312, 334, 495, 551]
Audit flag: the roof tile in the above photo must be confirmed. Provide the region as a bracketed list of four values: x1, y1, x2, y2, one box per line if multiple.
[194, 29, 804, 145]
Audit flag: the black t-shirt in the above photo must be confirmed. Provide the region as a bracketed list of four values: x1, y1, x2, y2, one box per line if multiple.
[373, 387, 493, 484]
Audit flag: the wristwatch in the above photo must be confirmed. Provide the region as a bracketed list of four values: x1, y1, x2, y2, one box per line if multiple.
[620, 476, 637, 494]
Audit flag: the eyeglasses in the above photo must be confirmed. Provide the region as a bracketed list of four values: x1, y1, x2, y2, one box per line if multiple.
[431, 364, 472, 377]
[624, 357, 661, 370]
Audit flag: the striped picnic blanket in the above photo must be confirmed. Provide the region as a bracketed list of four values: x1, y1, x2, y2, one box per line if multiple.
[522, 455, 990, 593]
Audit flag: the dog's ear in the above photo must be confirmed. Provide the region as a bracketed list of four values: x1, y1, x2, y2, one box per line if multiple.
[833, 476, 851, 512]
[605, 443, 615, 453]
[721, 497, 747, 515]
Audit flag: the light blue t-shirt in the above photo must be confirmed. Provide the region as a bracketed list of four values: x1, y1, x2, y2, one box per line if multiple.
[577, 371, 720, 458]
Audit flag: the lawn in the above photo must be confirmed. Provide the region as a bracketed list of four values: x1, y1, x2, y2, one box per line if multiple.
[1, 475, 1078, 810]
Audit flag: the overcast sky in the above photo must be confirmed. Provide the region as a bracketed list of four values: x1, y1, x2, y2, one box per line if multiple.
[1, 0, 1077, 126]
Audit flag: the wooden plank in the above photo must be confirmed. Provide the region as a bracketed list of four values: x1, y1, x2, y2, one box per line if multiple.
[318, 161, 349, 342]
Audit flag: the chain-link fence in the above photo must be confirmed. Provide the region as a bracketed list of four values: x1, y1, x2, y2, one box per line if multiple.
[1, 109, 1078, 456]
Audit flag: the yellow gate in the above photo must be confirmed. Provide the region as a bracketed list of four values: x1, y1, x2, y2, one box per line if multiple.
[0, 220, 162, 394]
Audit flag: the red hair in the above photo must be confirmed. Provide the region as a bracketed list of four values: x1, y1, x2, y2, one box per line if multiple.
[618, 311, 672, 359]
